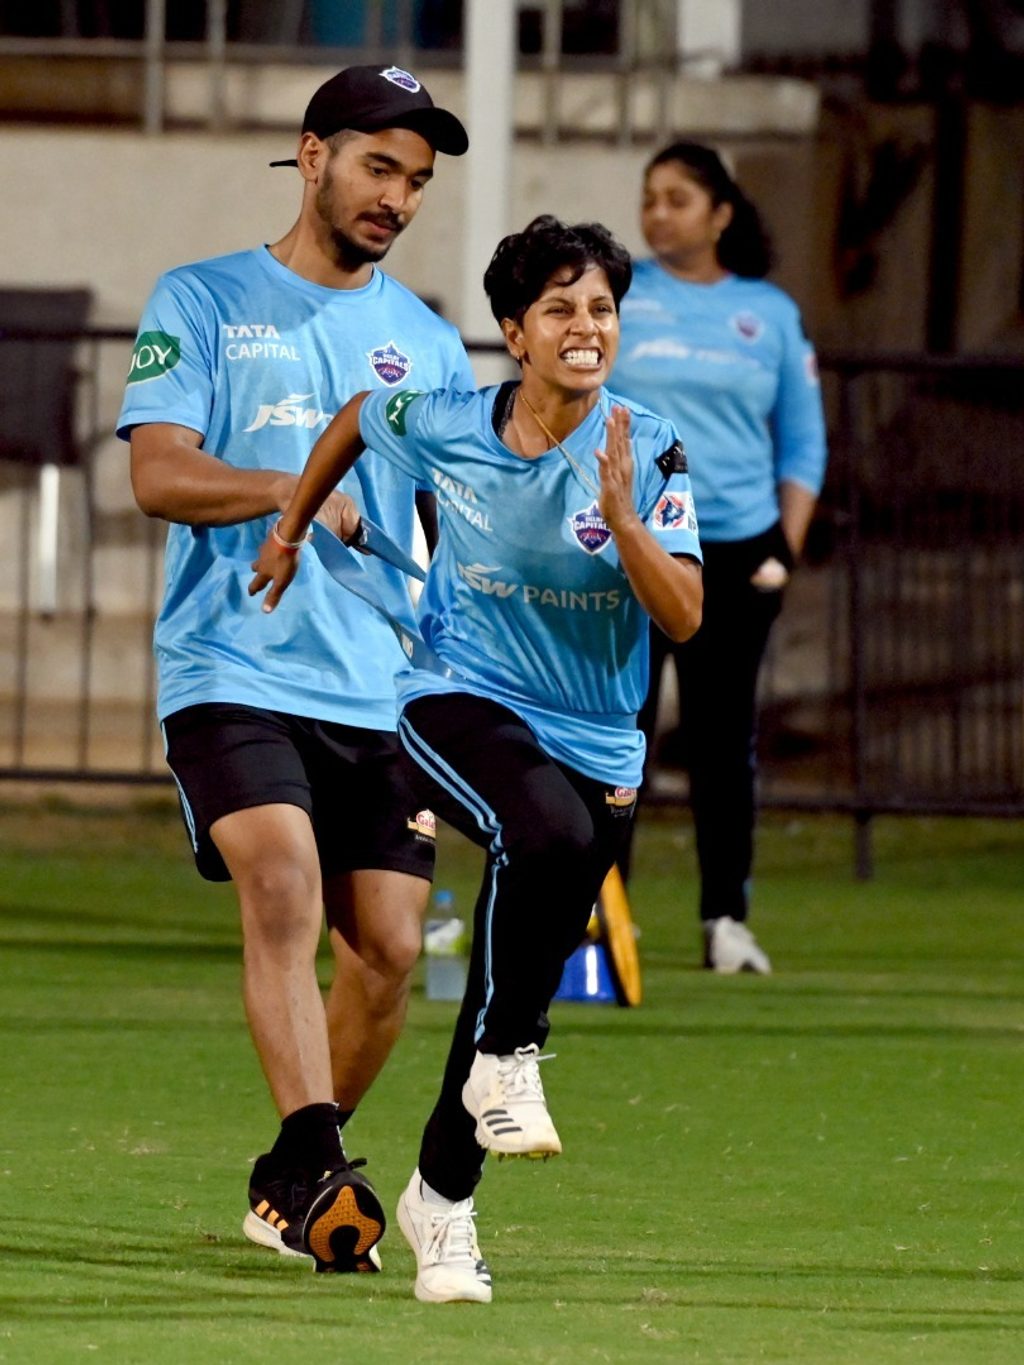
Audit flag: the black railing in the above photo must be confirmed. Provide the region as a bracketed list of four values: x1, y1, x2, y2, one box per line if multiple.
[1, 328, 1022, 869]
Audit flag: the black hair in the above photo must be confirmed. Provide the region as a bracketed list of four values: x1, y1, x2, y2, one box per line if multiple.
[483, 214, 633, 325]
[646, 141, 774, 279]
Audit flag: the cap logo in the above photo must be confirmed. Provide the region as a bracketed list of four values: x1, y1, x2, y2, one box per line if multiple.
[368, 340, 413, 387]
[381, 66, 420, 93]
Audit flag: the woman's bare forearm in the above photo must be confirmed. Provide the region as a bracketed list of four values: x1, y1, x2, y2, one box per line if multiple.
[276, 393, 370, 542]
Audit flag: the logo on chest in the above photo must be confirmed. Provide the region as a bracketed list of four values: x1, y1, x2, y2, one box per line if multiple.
[568, 500, 612, 555]
[730, 311, 765, 343]
[367, 341, 412, 386]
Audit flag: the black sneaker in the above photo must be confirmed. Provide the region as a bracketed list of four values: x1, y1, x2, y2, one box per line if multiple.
[243, 1153, 315, 1261]
[243, 1153, 383, 1271]
[302, 1161, 386, 1274]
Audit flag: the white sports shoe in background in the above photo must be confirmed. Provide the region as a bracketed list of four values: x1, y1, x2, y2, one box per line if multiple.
[704, 916, 772, 975]
[396, 1170, 493, 1304]
[462, 1045, 562, 1158]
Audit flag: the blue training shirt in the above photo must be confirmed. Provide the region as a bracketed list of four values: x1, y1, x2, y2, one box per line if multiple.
[116, 246, 474, 728]
[358, 384, 702, 786]
[611, 262, 827, 542]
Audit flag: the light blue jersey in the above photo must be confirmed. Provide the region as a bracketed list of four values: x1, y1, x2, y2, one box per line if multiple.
[612, 262, 827, 542]
[358, 384, 702, 786]
[117, 247, 474, 727]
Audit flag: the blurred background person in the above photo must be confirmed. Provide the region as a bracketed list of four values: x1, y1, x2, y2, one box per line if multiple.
[612, 141, 828, 975]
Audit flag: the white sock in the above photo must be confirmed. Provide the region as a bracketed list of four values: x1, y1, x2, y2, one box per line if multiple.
[419, 1176, 457, 1209]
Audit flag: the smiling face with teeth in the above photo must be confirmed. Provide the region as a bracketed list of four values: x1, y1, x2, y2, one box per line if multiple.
[502, 263, 620, 401]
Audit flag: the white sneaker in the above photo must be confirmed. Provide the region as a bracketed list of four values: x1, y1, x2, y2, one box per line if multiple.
[462, 1045, 562, 1158]
[703, 916, 772, 975]
[396, 1170, 493, 1304]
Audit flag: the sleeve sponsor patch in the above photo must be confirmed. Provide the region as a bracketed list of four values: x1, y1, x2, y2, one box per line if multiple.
[127, 330, 181, 384]
[653, 490, 698, 535]
[655, 440, 687, 477]
[383, 389, 424, 436]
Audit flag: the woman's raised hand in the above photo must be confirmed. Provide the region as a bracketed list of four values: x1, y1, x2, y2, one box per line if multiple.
[595, 406, 640, 534]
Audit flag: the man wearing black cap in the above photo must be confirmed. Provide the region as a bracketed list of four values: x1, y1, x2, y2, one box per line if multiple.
[117, 66, 471, 1276]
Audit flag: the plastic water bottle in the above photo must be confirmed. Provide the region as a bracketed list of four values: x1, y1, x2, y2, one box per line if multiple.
[424, 889, 468, 1001]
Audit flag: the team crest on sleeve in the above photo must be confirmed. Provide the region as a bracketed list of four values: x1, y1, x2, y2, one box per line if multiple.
[568, 501, 612, 555]
[381, 66, 420, 92]
[368, 341, 413, 386]
[653, 491, 698, 535]
[730, 311, 764, 343]
[804, 350, 820, 386]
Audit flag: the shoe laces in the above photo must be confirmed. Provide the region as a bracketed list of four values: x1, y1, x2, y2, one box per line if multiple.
[496, 1045, 555, 1101]
[424, 1201, 479, 1266]
[318, 1155, 368, 1180]
[259, 1168, 313, 1218]
[279, 1155, 368, 1199]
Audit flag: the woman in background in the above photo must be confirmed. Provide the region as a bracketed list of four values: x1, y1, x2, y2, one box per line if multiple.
[612, 141, 828, 974]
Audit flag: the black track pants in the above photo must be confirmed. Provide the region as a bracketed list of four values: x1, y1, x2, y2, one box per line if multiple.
[399, 692, 636, 1201]
[621, 537, 784, 921]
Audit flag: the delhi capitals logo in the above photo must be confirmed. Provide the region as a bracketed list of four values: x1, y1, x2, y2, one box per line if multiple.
[653, 491, 697, 534]
[368, 341, 412, 387]
[568, 500, 612, 555]
[381, 66, 420, 92]
[730, 310, 764, 343]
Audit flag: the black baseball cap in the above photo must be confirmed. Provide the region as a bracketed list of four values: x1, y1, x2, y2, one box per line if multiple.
[269, 64, 468, 166]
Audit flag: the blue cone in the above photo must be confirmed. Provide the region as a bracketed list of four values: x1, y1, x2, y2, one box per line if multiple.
[553, 942, 617, 1004]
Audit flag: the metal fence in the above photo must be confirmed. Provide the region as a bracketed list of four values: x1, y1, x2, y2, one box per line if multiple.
[819, 356, 1024, 871]
[0, 0, 710, 140]
[1, 329, 1022, 860]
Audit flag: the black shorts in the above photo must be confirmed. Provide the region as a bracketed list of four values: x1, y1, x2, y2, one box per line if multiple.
[161, 702, 436, 884]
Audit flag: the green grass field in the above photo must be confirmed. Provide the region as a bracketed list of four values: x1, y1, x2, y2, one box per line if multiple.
[1, 800, 1022, 1363]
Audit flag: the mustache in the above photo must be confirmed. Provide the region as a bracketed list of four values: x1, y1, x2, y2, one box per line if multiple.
[361, 212, 403, 233]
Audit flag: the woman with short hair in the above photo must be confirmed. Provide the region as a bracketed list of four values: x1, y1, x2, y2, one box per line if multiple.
[251, 214, 703, 1303]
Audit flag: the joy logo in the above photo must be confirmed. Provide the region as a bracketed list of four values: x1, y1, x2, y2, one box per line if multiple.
[127, 331, 180, 385]
[384, 389, 423, 436]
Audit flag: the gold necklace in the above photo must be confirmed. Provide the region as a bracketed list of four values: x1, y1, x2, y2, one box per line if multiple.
[517, 390, 601, 500]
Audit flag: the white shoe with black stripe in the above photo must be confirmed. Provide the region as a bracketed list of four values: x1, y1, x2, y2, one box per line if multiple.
[396, 1170, 493, 1303]
[462, 1045, 562, 1158]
